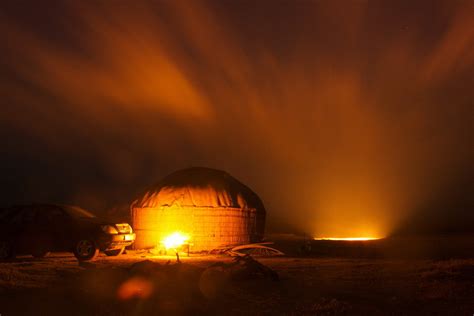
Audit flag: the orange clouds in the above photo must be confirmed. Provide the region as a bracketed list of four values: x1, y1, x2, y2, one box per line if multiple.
[0, 1, 472, 237]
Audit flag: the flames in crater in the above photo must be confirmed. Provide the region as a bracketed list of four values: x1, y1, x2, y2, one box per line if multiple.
[313, 237, 381, 241]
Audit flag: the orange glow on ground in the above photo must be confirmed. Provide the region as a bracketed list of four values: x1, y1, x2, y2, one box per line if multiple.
[313, 237, 381, 241]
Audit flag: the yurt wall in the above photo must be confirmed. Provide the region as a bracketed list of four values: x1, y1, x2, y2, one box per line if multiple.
[132, 205, 261, 250]
[131, 167, 266, 251]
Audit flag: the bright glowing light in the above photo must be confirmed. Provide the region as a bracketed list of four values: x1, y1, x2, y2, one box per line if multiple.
[162, 232, 189, 249]
[313, 237, 381, 241]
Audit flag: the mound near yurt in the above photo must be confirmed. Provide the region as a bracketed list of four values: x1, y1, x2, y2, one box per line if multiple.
[131, 167, 266, 251]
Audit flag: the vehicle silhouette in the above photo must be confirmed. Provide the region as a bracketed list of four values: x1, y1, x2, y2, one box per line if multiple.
[0, 204, 135, 261]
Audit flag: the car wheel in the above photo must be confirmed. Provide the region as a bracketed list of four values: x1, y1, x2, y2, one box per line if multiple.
[104, 247, 125, 256]
[0, 241, 14, 260]
[73, 239, 99, 261]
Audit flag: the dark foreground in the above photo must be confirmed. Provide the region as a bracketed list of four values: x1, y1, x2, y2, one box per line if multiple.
[0, 250, 473, 315]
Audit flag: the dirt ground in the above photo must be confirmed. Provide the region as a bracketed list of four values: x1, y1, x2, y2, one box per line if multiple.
[0, 250, 473, 315]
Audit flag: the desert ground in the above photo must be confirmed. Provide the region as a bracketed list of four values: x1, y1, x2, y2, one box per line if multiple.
[0, 238, 473, 316]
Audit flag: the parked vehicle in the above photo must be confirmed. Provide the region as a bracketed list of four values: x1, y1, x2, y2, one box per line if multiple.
[0, 204, 135, 261]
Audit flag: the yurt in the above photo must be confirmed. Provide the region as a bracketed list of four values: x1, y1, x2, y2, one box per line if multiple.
[131, 167, 266, 251]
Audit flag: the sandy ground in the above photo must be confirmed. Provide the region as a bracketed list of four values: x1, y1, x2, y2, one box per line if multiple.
[0, 251, 473, 315]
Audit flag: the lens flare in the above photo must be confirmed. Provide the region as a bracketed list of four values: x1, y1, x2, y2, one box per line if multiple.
[117, 277, 153, 300]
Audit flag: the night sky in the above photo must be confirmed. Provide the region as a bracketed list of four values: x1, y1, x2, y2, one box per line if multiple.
[1, 0, 473, 237]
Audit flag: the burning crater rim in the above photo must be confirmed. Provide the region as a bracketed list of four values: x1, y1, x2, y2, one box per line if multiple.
[313, 237, 382, 241]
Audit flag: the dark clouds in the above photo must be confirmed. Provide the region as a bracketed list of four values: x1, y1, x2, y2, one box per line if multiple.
[0, 0, 473, 237]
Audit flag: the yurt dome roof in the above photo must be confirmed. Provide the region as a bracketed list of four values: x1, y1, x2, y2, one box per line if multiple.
[132, 167, 265, 210]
